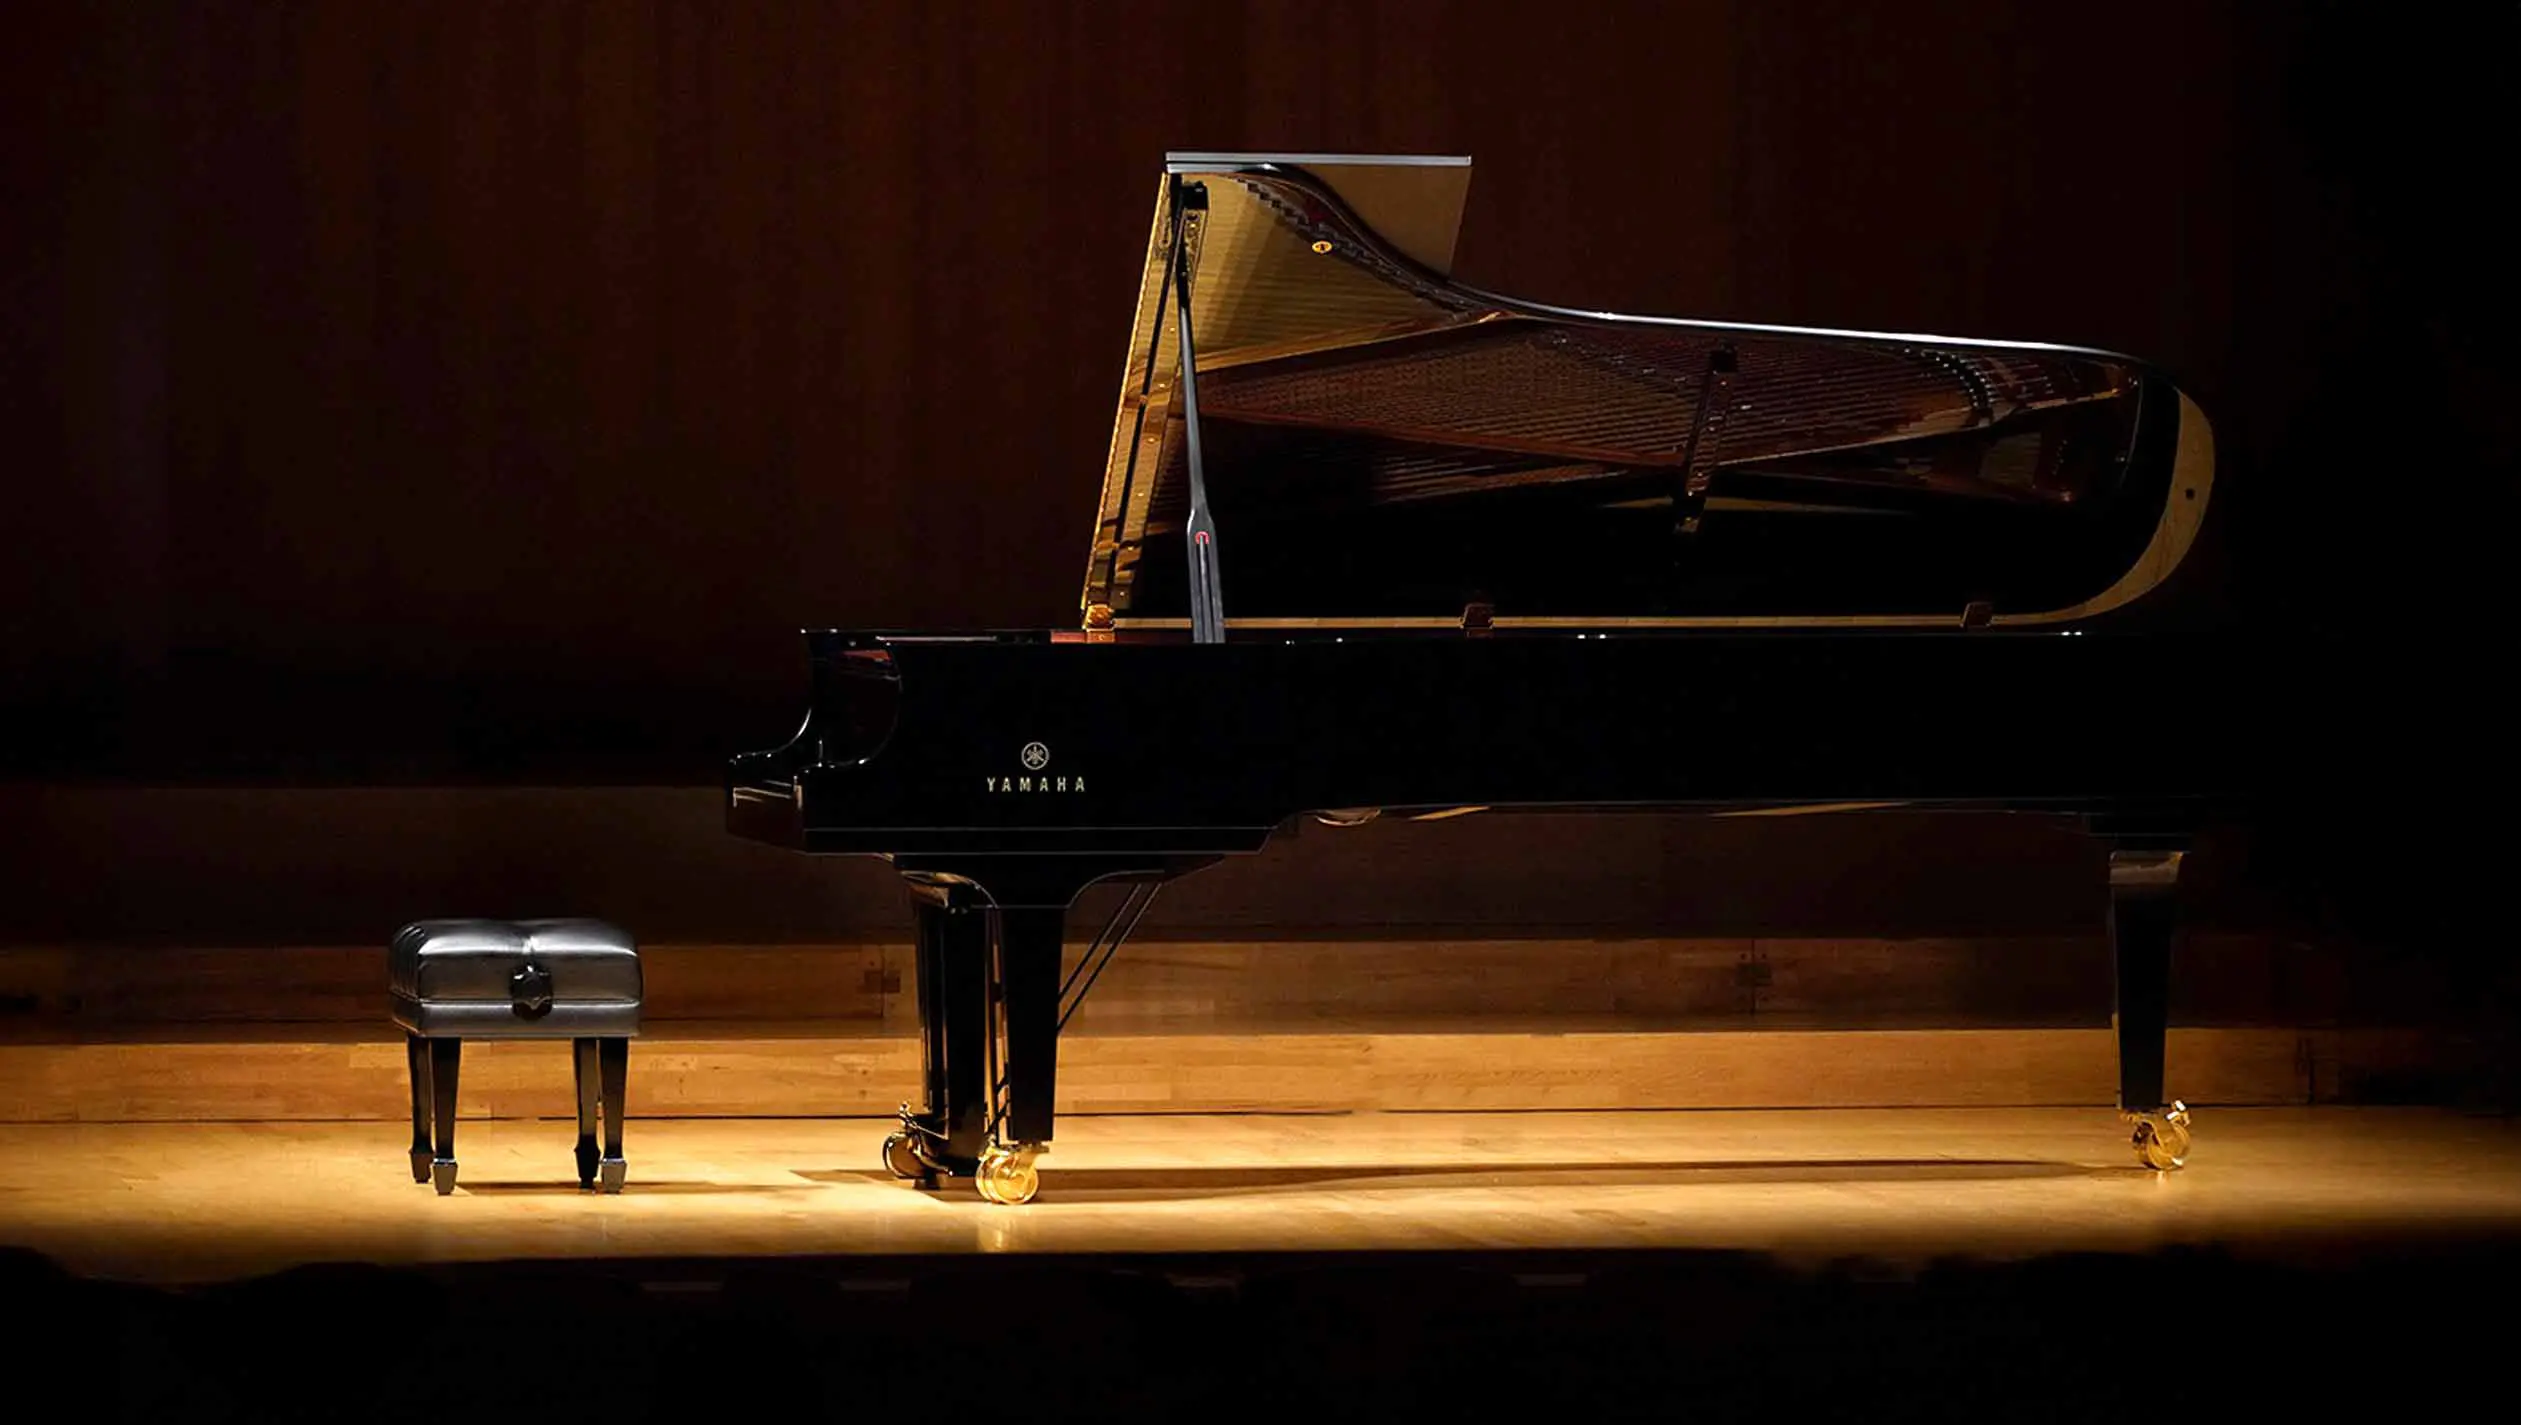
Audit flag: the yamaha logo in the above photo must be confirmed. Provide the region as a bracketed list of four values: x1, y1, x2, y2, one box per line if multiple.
[986, 740, 1084, 795]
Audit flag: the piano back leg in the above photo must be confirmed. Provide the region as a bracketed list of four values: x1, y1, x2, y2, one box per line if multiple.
[2108, 848, 2183, 1116]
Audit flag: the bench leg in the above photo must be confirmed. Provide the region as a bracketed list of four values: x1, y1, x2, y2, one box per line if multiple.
[428, 1037, 461, 1195]
[598, 1036, 628, 1193]
[573, 1037, 601, 1188]
[405, 1033, 432, 1183]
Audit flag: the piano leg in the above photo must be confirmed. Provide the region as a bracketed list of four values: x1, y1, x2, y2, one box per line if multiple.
[975, 906, 1063, 1205]
[2110, 848, 2193, 1170]
[893, 856, 1212, 1203]
[894, 881, 991, 1182]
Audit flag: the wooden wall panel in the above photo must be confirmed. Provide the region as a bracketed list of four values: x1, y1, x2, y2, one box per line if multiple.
[0, 0, 2313, 787]
[0, 930, 2336, 1043]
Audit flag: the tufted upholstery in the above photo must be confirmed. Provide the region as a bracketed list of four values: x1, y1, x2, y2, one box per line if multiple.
[388, 918, 641, 1038]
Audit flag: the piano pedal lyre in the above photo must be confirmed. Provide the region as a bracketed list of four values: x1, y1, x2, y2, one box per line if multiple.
[883, 1104, 947, 1187]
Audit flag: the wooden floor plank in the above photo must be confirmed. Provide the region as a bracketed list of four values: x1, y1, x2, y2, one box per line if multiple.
[8, 1107, 2521, 1284]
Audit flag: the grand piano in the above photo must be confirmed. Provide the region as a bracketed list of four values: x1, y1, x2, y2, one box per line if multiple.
[729, 153, 2237, 1204]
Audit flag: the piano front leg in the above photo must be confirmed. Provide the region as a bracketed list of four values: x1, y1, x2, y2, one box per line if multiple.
[889, 880, 992, 1184]
[887, 855, 1204, 1203]
[2109, 847, 2194, 1170]
[975, 906, 1065, 1206]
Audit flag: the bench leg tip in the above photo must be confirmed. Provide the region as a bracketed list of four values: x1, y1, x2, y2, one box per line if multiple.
[598, 1158, 626, 1194]
[409, 1148, 432, 1183]
[431, 1159, 458, 1196]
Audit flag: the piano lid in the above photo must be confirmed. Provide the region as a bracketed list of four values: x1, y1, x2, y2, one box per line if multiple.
[1084, 154, 2213, 632]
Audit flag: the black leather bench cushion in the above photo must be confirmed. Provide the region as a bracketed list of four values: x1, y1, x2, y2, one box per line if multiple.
[388, 918, 642, 1038]
[391, 998, 643, 1038]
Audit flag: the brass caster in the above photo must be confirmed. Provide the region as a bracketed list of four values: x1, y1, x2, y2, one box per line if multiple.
[883, 1132, 929, 1181]
[974, 1144, 1042, 1206]
[2130, 1101, 2194, 1171]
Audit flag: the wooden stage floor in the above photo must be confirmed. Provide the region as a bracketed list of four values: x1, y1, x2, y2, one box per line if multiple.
[6, 1106, 2520, 1284]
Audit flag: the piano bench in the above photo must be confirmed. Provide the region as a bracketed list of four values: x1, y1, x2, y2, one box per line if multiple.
[387, 918, 643, 1196]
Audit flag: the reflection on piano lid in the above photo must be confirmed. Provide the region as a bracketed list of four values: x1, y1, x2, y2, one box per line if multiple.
[1087, 153, 2212, 632]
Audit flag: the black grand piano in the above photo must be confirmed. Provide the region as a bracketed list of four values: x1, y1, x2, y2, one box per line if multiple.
[729, 153, 2237, 1204]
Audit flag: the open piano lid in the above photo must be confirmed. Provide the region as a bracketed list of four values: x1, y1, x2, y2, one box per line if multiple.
[1084, 153, 2213, 632]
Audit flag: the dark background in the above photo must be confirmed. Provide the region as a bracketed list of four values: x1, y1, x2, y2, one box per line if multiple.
[0, 2, 2507, 958]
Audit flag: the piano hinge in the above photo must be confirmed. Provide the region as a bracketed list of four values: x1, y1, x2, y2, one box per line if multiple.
[1461, 600, 1495, 637]
[1083, 603, 1116, 644]
[1960, 600, 1994, 630]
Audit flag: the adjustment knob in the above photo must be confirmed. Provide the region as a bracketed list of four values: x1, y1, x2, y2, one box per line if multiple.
[509, 961, 555, 1020]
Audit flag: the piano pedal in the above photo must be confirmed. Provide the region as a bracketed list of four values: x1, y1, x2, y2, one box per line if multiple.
[2124, 1101, 2194, 1171]
[886, 1104, 963, 1184]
